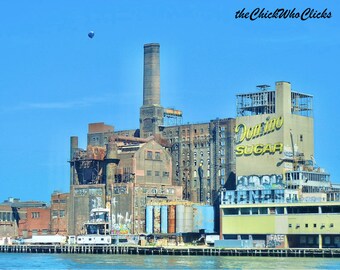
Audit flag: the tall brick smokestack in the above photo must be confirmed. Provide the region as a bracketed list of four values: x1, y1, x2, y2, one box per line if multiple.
[140, 43, 163, 138]
[143, 43, 160, 106]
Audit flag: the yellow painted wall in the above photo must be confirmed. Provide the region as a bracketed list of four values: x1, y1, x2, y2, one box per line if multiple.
[287, 214, 340, 234]
[222, 215, 284, 234]
[235, 82, 314, 177]
[221, 214, 340, 235]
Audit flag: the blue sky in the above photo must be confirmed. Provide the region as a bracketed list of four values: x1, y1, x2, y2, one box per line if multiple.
[0, 0, 339, 202]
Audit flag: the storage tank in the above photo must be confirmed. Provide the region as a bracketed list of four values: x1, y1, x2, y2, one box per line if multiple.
[175, 204, 185, 233]
[161, 205, 168, 234]
[184, 205, 193, 232]
[193, 205, 215, 233]
[203, 205, 215, 233]
[168, 205, 176, 233]
[192, 205, 204, 232]
[153, 206, 161, 233]
[146, 205, 154, 234]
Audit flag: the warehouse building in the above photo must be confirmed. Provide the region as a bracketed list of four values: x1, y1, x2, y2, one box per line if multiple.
[219, 82, 340, 248]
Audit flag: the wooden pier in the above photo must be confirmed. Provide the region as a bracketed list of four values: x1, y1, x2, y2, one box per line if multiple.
[1, 245, 340, 257]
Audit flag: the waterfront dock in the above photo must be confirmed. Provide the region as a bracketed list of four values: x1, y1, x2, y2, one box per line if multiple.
[1, 245, 340, 258]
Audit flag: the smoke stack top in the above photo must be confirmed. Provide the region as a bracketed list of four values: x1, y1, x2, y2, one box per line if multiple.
[143, 43, 160, 106]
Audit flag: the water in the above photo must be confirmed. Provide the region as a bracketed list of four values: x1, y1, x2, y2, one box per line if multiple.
[0, 253, 339, 269]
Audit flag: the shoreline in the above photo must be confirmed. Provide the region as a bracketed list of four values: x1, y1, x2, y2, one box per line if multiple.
[1, 245, 340, 258]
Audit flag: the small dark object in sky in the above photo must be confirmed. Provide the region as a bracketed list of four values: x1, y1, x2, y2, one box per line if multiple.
[88, 31, 95, 39]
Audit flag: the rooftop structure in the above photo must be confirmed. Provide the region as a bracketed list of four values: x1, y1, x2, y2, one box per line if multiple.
[236, 84, 313, 117]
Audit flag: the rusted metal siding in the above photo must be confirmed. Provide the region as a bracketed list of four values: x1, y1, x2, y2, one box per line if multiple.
[168, 205, 176, 233]
[153, 206, 161, 233]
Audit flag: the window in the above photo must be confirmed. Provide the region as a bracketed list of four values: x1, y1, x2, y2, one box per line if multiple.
[155, 171, 160, 177]
[32, 229, 38, 236]
[314, 223, 317, 228]
[221, 168, 225, 176]
[287, 206, 319, 214]
[288, 224, 292, 228]
[223, 208, 238, 215]
[42, 229, 48, 235]
[155, 152, 161, 160]
[259, 208, 267, 215]
[240, 208, 250, 215]
[163, 172, 169, 177]
[305, 224, 309, 228]
[321, 206, 340, 214]
[276, 207, 284, 214]
[147, 151, 153, 159]
[31, 212, 40, 219]
[52, 210, 58, 218]
[300, 134, 303, 142]
[60, 210, 65, 218]
[147, 170, 152, 176]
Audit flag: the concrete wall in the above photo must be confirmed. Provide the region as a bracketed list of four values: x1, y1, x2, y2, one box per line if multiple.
[68, 184, 106, 235]
[235, 82, 314, 178]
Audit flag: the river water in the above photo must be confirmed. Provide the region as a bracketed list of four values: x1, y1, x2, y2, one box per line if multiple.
[0, 253, 339, 269]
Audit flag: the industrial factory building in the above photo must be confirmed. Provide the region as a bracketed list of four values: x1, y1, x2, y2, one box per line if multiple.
[219, 82, 340, 249]
[68, 43, 235, 235]
[68, 128, 182, 235]
[67, 42, 339, 246]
